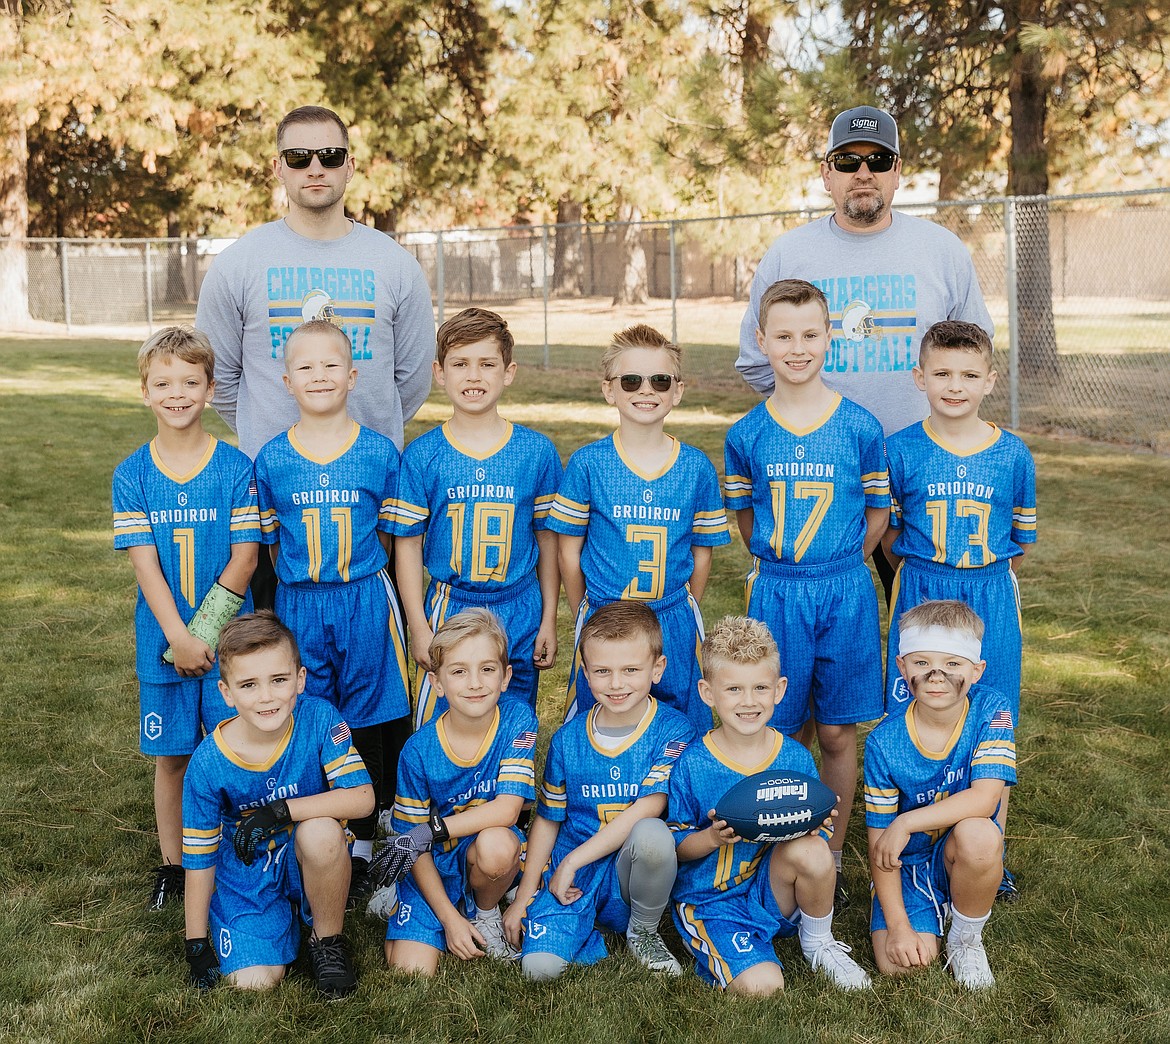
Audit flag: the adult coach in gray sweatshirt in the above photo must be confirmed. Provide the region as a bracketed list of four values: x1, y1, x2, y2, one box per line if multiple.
[736, 105, 992, 440]
[197, 105, 435, 458]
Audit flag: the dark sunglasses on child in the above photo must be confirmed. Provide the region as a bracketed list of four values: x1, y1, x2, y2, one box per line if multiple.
[616, 373, 676, 393]
[826, 150, 897, 174]
[280, 147, 349, 170]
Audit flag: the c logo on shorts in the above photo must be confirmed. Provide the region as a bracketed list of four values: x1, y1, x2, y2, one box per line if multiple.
[219, 928, 233, 957]
[527, 921, 547, 939]
[143, 713, 163, 741]
[731, 931, 753, 954]
[396, 903, 412, 926]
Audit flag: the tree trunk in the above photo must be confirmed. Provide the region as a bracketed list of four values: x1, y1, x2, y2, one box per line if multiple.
[0, 1, 29, 325]
[1006, 0, 1060, 379]
[612, 201, 648, 306]
[165, 212, 188, 305]
[552, 197, 584, 297]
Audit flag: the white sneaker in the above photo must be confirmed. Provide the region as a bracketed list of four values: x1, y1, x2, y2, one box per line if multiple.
[805, 938, 872, 990]
[946, 929, 995, 989]
[472, 908, 519, 960]
[365, 882, 397, 921]
[626, 921, 683, 976]
[377, 808, 395, 837]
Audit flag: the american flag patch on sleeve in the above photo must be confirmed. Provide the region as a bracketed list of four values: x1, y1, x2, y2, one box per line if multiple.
[513, 730, 537, 750]
[330, 721, 352, 746]
[664, 740, 688, 759]
[989, 710, 1014, 729]
[249, 479, 258, 496]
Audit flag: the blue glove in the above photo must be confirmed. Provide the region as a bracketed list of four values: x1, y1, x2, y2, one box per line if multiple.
[232, 798, 291, 866]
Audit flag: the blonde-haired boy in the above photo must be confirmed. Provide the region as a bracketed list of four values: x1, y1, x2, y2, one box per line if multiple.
[669, 616, 870, 995]
[865, 599, 1016, 988]
[549, 324, 731, 729]
[113, 325, 259, 910]
[383, 608, 538, 975]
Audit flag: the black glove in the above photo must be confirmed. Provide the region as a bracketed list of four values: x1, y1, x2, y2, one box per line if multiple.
[184, 937, 221, 990]
[232, 798, 292, 866]
[369, 806, 449, 888]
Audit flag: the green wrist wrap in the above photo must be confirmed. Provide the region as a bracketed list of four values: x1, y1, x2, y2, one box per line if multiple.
[163, 582, 245, 664]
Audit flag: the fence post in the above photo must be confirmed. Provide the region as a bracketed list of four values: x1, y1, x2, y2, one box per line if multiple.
[60, 241, 72, 332]
[669, 221, 678, 346]
[1004, 198, 1020, 431]
[542, 224, 550, 368]
[435, 230, 445, 328]
[144, 241, 154, 333]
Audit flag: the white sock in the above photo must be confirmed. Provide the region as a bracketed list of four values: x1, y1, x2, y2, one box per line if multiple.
[948, 908, 990, 945]
[798, 910, 834, 957]
[474, 902, 502, 923]
[352, 839, 373, 862]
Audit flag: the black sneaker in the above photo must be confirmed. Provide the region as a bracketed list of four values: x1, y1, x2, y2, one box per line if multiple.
[996, 866, 1020, 904]
[347, 856, 373, 911]
[834, 871, 850, 912]
[149, 864, 184, 911]
[308, 933, 357, 999]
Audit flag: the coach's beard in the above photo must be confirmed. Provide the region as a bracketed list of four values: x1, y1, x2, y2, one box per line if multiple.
[842, 190, 887, 227]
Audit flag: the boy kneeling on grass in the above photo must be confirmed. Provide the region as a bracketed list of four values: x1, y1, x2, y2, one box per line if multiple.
[865, 599, 1017, 989]
[181, 611, 374, 998]
[382, 608, 539, 975]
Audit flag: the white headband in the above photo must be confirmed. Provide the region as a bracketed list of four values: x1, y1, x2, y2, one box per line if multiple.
[899, 625, 982, 663]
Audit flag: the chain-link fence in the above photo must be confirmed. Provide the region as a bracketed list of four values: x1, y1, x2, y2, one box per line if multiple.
[7, 187, 1169, 450]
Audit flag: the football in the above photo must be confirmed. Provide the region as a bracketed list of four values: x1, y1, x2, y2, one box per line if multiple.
[714, 770, 837, 843]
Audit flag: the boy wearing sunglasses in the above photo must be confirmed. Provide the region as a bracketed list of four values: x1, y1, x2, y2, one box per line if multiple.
[724, 278, 889, 901]
[549, 325, 731, 729]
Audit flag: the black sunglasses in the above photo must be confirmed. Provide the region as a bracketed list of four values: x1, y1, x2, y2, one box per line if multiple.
[280, 147, 349, 170]
[827, 150, 897, 174]
[616, 373, 676, 393]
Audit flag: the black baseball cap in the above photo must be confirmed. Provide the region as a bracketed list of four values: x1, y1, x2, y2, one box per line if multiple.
[826, 106, 900, 156]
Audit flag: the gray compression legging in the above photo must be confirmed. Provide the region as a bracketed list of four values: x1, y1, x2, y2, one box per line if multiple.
[521, 817, 676, 981]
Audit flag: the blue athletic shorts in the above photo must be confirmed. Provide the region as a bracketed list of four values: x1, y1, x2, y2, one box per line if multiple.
[384, 827, 525, 951]
[275, 569, 410, 728]
[563, 587, 712, 731]
[521, 851, 630, 967]
[745, 555, 885, 733]
[413, 573, 542, 729]
[673, 854, 799, 989]
[886, 559, 1022, 717]
[210, 832, 311, 976]
[139, 677, 232, 756]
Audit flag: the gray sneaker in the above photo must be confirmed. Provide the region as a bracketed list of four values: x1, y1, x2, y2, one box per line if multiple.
[945, 929, 995, 989]
[626, 921, 683, 976]
[805, 938, 872, 990]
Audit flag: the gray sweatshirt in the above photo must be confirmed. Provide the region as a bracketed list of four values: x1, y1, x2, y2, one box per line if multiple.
[197, 219, 436, 456]
[736, 211, 993, 436]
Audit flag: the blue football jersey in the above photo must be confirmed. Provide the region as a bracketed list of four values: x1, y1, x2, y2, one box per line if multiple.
[669, 730, 825, 905]
[724, 395, 889, 565]
[548, 433, 730, 602]
[886, 420, 1037, 568]
[391, 699, 538, 837]
[181, 695, 371, 871]
[113, 437, 260, 684]
[864, 684, 1017, 863]
[390, 421, 562, 591]
[538, 700, 696, 860]
[255, 422, 399, 584]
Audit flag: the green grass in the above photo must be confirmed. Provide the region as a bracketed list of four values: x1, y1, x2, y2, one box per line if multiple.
[2, 338, 1170, 1043]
